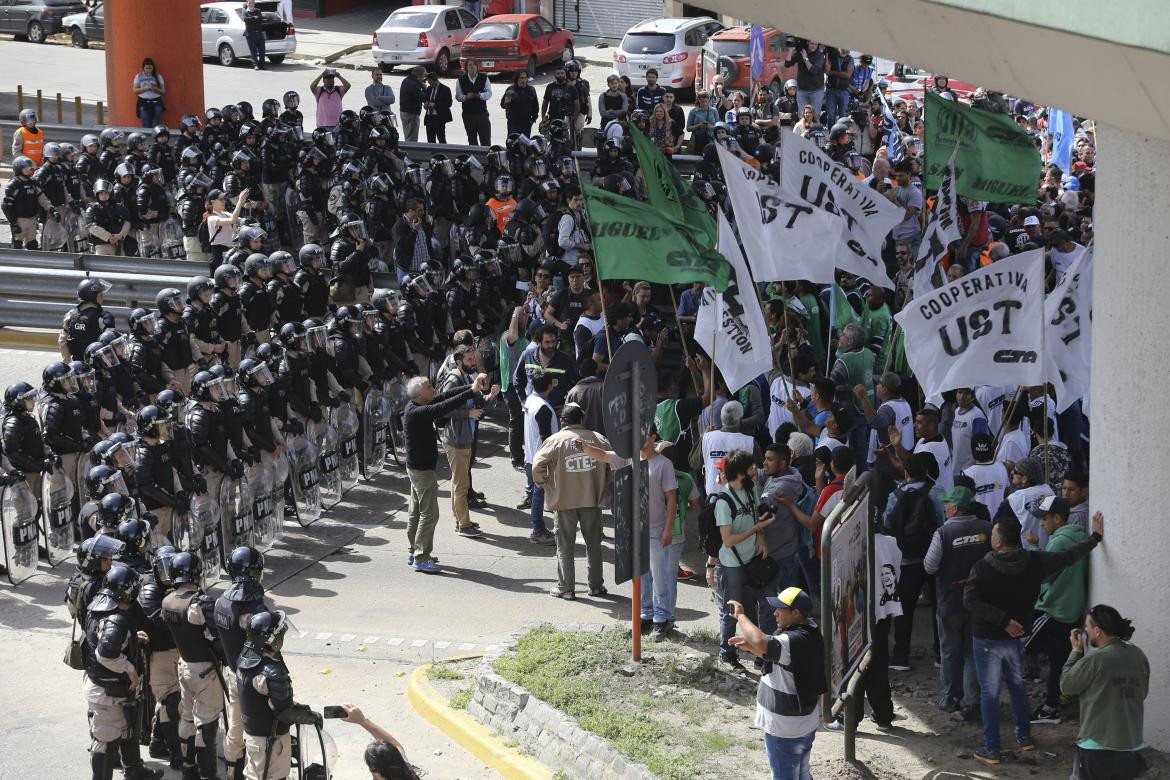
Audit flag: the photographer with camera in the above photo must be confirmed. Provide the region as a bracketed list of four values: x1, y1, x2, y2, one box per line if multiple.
[784, 39, 827, 118]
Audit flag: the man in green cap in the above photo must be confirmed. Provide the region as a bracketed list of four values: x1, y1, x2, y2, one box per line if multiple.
[925, 484, 991, 720]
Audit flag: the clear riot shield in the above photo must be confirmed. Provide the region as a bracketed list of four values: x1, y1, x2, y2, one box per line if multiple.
[247, 458, 277, 551]
[316, 412, 342, 510]
[1, 481, 40, 584]
[286, 432, 322, 527]
[172, 508, 204, 556]
[336, 401, 360, 494]
[262, 449, 287, 550]
[191, 493, 222, 590]
[40, 463, 76, 567]
[384, 377, 406, 468]
[219, 473, 256, 561]
[360, 387, 386, 480]
[294, 722, 339, 780]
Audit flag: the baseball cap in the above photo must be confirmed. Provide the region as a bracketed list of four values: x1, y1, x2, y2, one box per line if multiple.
[766, 586, 813, 615]
[970, 432, 994, 462]
[208, 189, 225, 201]
[939, 485, 974, 509]
[1030, 494, 1070, 520]
[1023, 215, 1041, 227]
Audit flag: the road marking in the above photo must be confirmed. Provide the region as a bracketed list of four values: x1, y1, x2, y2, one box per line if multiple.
[387, 638, 405, 646]
[363, 635, 380, 644]
[458, 642, 477, 651]
[339, 633, 356, 642]
[434, 640, 451, 649]
[315, 632, 332, 640]
[410, 639, 428, 648]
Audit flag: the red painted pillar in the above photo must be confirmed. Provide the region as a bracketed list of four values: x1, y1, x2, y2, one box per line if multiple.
[105, 0, 205, 127]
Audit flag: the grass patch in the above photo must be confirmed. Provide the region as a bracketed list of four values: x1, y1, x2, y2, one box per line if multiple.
[687, 626, 720, 646]
[493, 627, 706, 780]
[428, 666, 465, 681]
[450, 685, 474, 710]
[551, 772, 571, 780]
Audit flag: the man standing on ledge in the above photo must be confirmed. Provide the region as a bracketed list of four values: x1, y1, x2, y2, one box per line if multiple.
[402, 372, 497, 573]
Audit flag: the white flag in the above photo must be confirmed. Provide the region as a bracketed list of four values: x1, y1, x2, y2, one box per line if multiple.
[895, 248, 1046, 399]
[1045, 246, 1093, 412]
[911, 152, 962, 300]
[779, 132, 904, 288]
[694, 212, 773, 393]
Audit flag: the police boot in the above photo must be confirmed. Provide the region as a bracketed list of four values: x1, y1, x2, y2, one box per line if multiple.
[181, 736, 200, 780]
[91, 749, 115, 780]
[225, 760, 245, 780]
[148, 717, 168, 759]
[196, 723, 220, 780]
[120, 739, 163, 779]
[164, 721, 184, 769]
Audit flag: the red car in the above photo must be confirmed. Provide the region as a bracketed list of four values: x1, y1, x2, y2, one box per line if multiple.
[460, 13, 574, 77]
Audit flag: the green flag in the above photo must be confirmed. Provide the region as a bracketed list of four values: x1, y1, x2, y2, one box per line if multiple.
[628, 124, 717, 246]
[581, 182, 730, 291]
[832, 284, 859, 330]
[924, 91, 1041, 204]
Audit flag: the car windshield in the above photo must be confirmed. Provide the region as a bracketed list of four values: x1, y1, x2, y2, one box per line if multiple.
[709, 39, 750, 57]
[467, 22, 518, 41]
[621, 32, 675, 54]
[384, 12, 436, 29]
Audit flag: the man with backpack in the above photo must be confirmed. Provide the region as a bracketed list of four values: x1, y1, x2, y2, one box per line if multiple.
[552, 186, 591, 267]
[756, 444, 811, 636]
[883, 451, 945, 672]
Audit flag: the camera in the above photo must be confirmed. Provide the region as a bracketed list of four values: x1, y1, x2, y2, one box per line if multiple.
[757, 497, 779, 517]
[785, 36, 807, 50]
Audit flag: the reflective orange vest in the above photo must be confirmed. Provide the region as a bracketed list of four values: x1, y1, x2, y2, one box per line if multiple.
[486, 197, 517, 233]
[15, 126, 43, 166]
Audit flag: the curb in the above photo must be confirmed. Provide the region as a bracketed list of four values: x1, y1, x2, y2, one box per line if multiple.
[406, 655, 554, 780]
[287, 41, 373, 65]
[0, 328, 60, 349]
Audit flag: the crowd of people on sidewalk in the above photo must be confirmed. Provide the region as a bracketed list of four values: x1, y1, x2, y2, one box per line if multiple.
[0, 37, 1153, 780]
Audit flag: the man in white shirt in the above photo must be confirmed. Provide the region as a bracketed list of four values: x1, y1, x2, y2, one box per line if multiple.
[1006, 456, 1055, 546]
[974, 385, 1011, 438]
[767, 356, 816, 441]
[963, 432, 1008, 513]
[701, 401, 756, 496]
[949, 388, 989, 476]
[995, 400, 1030, 471]
[892, 406, 953, 495]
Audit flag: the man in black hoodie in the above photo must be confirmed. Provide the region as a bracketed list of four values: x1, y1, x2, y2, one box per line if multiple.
[962, 511, 1104, 766]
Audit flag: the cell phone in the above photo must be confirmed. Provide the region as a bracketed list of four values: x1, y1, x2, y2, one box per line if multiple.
[322, 705, 346, 719]
[515, 280, 530, 291]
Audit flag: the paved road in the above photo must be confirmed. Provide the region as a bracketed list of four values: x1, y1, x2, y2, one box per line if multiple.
[0, 345, 720, 778]
[0, 37, 626, 147]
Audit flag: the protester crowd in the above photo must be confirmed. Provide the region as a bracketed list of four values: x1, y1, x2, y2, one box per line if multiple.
[0, 44, 1150, 780]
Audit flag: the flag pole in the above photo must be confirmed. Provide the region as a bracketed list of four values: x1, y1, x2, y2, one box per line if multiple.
[826, 283, 835, 376]
[709, 295, 719, 422]
[573, 154, 614, 364]
[668, 284, 702, 396]
[992, 387, 1024, 448]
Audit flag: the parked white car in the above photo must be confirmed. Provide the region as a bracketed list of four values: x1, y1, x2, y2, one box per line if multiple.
[612, 17, 722, 94]
[200, 1, 296, 67]
[372, 4, 479, 76]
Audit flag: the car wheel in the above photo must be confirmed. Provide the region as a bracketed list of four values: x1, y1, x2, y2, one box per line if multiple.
[218, 43, 236, 67]
[71, 28, 87, 48]
[561, 45, 574, 65]
[268, 54, 285, 65]
[27, 20, 45, 44]
[525, 56, 537, 78]
[768, 78, 782, 100]
[434, 48, 450, 76]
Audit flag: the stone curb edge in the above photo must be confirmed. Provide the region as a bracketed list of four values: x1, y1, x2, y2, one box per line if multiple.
[0, 328, 61, 349]
[406, 653, 554, 780]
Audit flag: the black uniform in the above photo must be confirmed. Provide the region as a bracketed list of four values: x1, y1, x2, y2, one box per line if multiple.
[2, 406, 49, 475]
[445, 281, 476, 335]
[133, 441, 181, 512]
[238, 387, 277, 455]
[269, 275, 302, 326]
[188, 404, 233, 475]
[239, 279, 275, 334]
[157, 315, 196, 374]
[294, 268, 329, 319]
[128, 334, 167, 401]
[279, 352, 319, 423]
[62, 303, 116, 362]
[43, 392, 91, 454]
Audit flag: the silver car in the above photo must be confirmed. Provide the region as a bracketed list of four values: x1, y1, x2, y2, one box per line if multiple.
[372, 4, 479, 76]
[201, 1, 296, 67]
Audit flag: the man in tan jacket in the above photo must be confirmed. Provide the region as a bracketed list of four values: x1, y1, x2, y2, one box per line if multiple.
[532, 403, 612, 599]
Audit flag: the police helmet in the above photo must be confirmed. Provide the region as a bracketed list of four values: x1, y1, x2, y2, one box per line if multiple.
[214, 264, 243, 290]
[76, 534, 125, 576]
[246, 609, 290, 651]
[3, 381, 37, 413]
[155, 388, 186, 419]
[19, 108, 37, 126]
[169, 551, 203, 586]
[152, 545, 179, 587]
[298, 243, 324, 269]
[127, 307, 157, 338]
[136, 405, 174, 442]
[156, 287, 184, 315]
[115, 517, 152, 557]
[97, 493, 135, 531]
[244, 253, 271, 280]
[191, 371, 227, 403]
[78, 277, 112, 304]
[42, 361, 77, 395]
[227, 546, 265, 581]
[494, 174, 514, 196]
[80, 133, 100, 152]
[261, 98, 280, 119]
[237, 357, 274, 389]
[86, 464, 125, 500]
[283, 90, 300, 110]
[100, 564, 142, 604]
[127, 132, 147, 151]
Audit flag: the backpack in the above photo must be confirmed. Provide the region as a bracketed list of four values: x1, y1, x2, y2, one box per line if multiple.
[886, 485, 940, 560]
[697, 493, 732, 558]
[541, 209, 567, 258]
[197, 218, 212, 253]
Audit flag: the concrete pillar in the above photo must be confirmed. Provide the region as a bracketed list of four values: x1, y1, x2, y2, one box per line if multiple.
[1089, 123, 1170, 749]
[104, 0, 205, 128]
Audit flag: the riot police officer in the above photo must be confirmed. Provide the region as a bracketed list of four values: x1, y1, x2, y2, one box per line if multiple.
[80, 464, 127, 537]
[157, 389, 204, 500]
[42, 361, 94, 502]
[327, 307, 368, 408]
[445, 258, 478, 335]
[237, 358, 280, 469]
[134, 405, 188, 547]
[65, 533, 124, 631]
[138, 545, 184, 769]
[156, 288, 198, 394]
[2, 155, 53, 249]
[188, 370, 244, 509]
[214, 547, 271, 780]
[181, 276, 225, 367]
[60, 277, 116, 362]
[328, 215, 373, 306]
[127, 308, 167, 405]
[293, 243, 329, 320]
[237, 610, 319, 780]
[83, 565, 162, 780]
[114, 516, 154, 573]
[85, 179, 132, 256]
[2, 380, 53, 498]
[239, 254, 275, 342]
[212, 264, 250, 366]
[266, 251, 301, 328]
[160, 551, 224, 780]
[276, 322, 320, 435]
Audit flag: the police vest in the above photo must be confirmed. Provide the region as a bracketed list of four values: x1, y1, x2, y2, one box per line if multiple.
[16, 126, 44, 166]
[213, 592, 264, 669]
[237, 647, 292, 737]
[161, 588, 215, 663]
[85, 608, 139, 695]
[63, 305, 109, 361]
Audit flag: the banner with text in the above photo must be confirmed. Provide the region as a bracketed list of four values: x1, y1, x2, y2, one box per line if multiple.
[779, 132, 902, 289]
[1045, 246, 1093, 412]
[912, 151, 962, 300]
[895, 248, 1046, 398]
[693, 211, 774, 393]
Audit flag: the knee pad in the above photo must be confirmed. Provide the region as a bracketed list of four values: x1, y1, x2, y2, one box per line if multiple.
[163, 691, 182, 724]
[196, 721, 219, 748]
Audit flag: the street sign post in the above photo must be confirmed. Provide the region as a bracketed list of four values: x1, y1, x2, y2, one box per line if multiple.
[602, 341, 657, 660]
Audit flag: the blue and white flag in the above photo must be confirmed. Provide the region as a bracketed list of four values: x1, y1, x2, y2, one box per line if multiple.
[873, 83, 904, 163]
[750, 25, 765, 81]
[1048, 106, 1074, 174]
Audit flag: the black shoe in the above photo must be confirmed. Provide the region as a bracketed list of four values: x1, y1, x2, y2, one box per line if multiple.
[467, 495, 488, 509]
[516, 495, 532, 510]
[470, 489, 485, 500]
[650, 622, 669, 640]
[148, 739, 168, 759]
[888, 655, 911, 672]
[123, 767, 164, 780]
[457, 525, 485, 539]
[589, 585, 609, 597]
[639, 619, 654, 635]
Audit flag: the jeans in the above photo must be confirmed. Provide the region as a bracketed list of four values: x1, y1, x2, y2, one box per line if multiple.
[714, 562, 754, 660]
[764, 731, 815, 780]
[755, 554, 803, 635]
[138, 100, 163, 128]
[640, 537, 683, 623]
[973, 637, 1032, 755]
[245, 31, 266, 67]
[825, 88, 850, 126]
[938, 610, 978, 710]
[523, 464, 546, 534]
[795, 88, 825, 117]
[892, 561, 929, 659]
